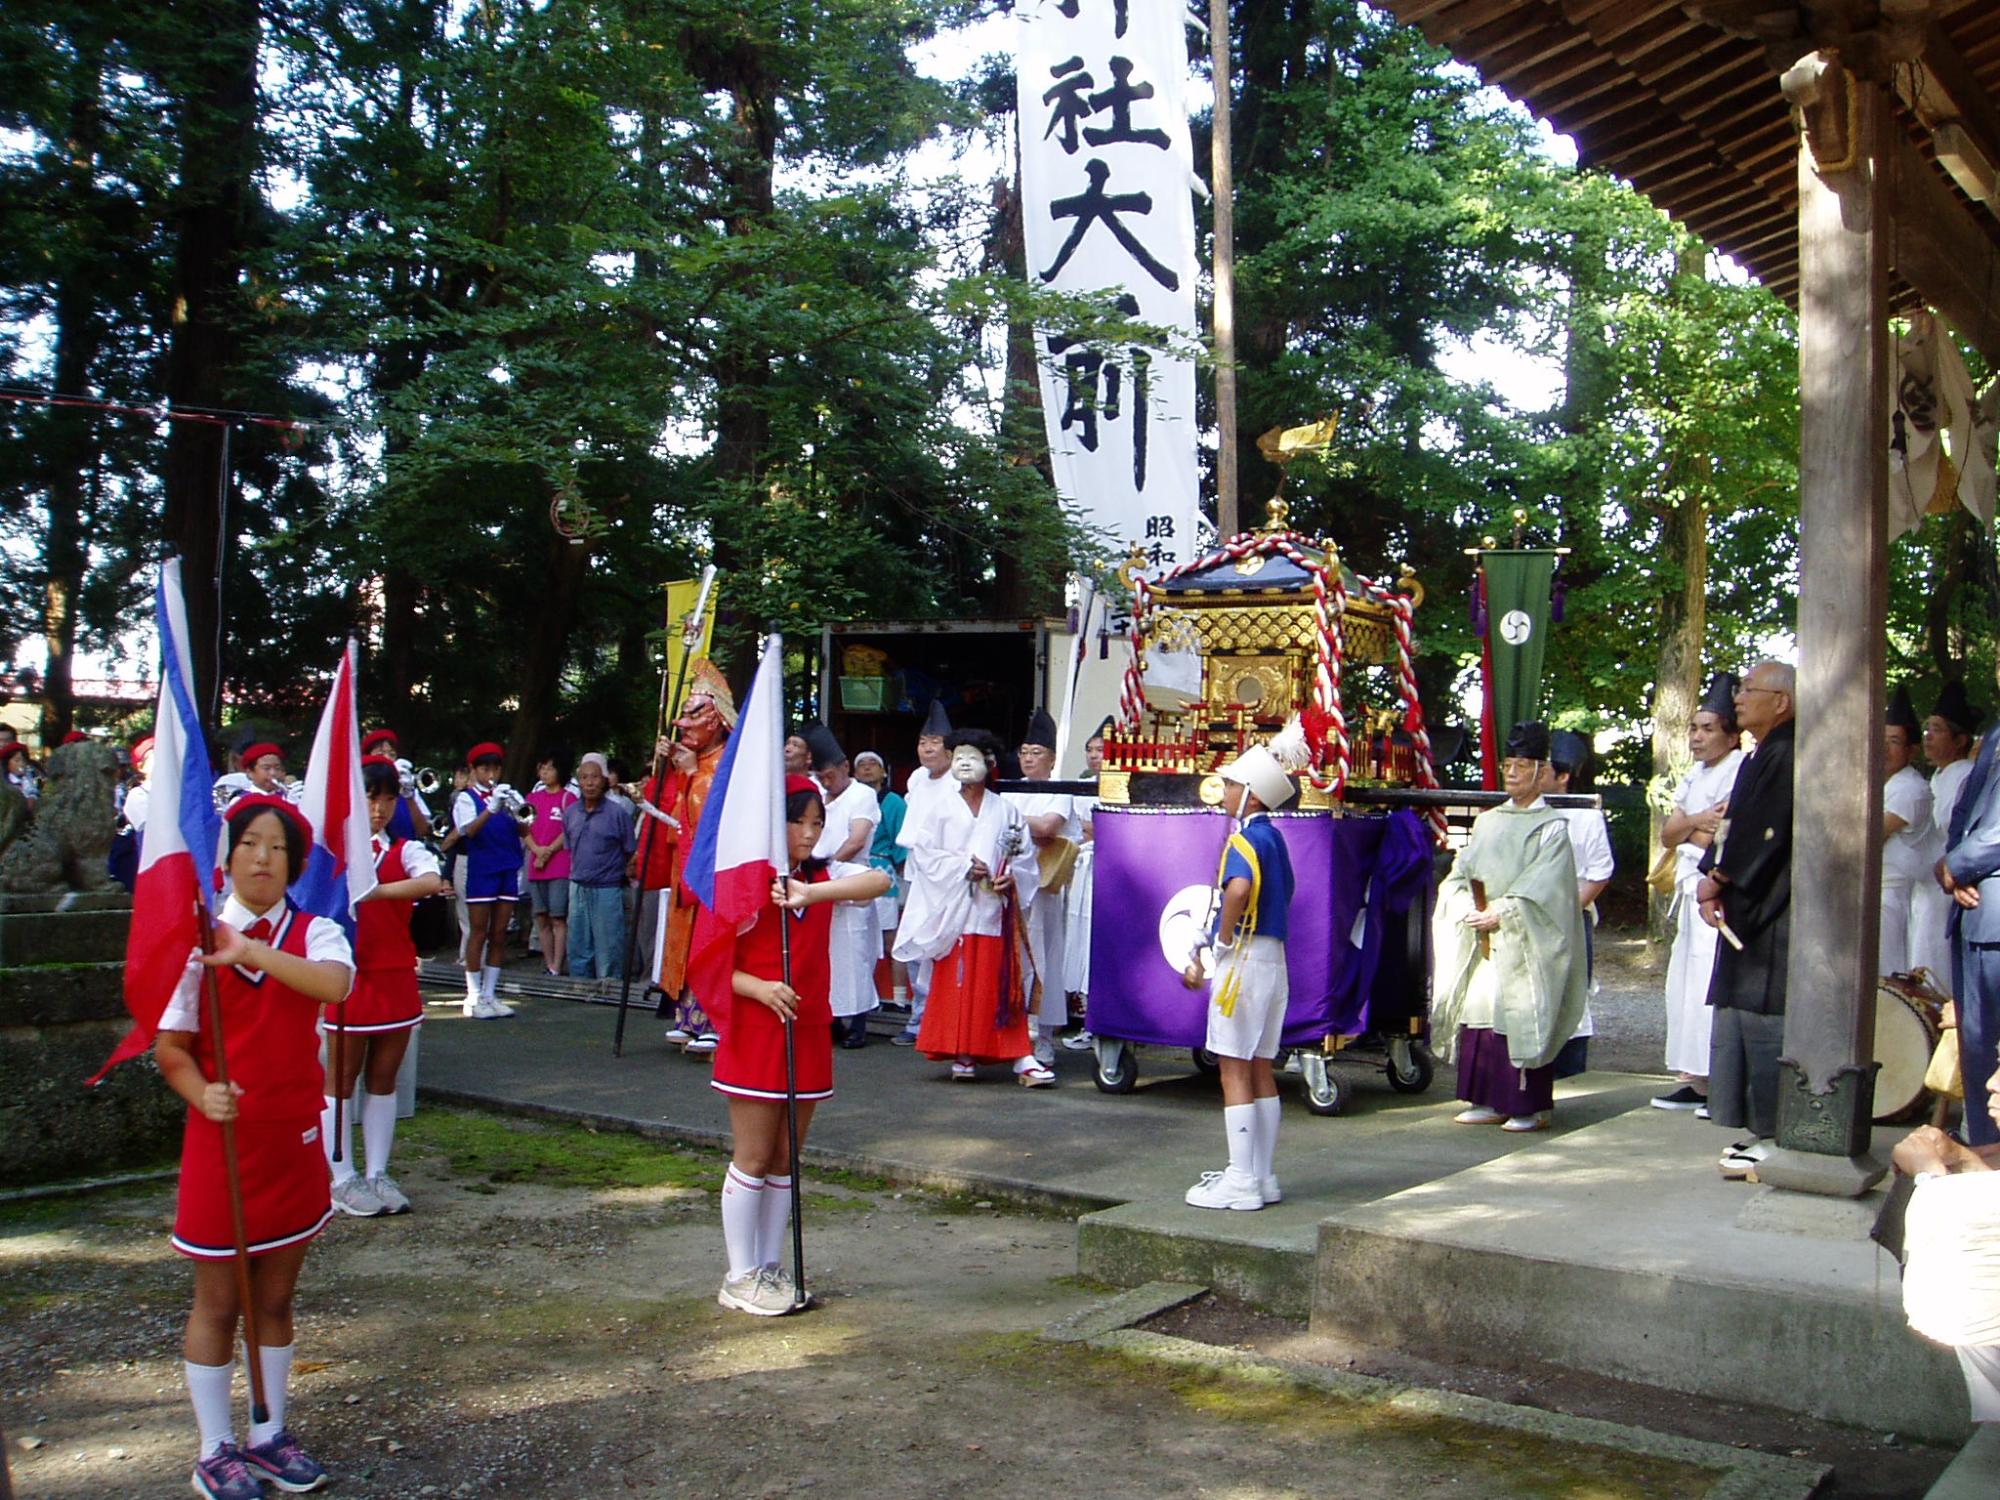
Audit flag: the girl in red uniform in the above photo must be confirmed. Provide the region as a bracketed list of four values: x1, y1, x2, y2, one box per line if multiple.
[698, 775, 888, 1316]
[321, 757, 442, 1217]
[155, 796, 354, 1499]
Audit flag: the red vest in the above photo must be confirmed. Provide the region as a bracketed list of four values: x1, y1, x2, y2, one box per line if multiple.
[357, 839, 418, 972]
[192, 904, 327, 1122]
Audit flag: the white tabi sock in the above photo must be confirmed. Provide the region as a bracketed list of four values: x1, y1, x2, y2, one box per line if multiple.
[758, 1173, 794, 1271]
[480, 964, 500, 1001]
[245, 1343, 292, 1447]
[1252, 1095, 1281, 1182]
[321, 1095, 354, 1183]
[185, 1358, 234, 1459]
[721, 1166, 766, 1281]
[463, 969, 482, 1002]
[1223, 1102, 1257, 1183]
[362, 1091, 398, 1179]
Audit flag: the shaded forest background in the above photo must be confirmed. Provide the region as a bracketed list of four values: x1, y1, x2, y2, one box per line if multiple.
[0, 0, 1992, 820]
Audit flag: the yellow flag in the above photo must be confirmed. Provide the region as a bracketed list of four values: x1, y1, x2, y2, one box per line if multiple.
[663, 577, 718, 720]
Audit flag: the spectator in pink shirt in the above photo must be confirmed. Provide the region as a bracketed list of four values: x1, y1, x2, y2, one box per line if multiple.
[525, 752, 578, 976]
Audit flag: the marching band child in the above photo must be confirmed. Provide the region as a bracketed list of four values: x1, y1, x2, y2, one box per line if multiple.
[695, 775, 889, 1315]
[453, 742, 522, 1018]
[154, 796, 355, 1498]
[322, 757, 443, 1217]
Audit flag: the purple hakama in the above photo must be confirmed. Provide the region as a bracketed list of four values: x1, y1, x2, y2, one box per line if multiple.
[1455, 1025, 1555, 1115]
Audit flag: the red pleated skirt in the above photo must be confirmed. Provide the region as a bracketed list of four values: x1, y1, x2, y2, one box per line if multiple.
[172, 1113, 332, 1260]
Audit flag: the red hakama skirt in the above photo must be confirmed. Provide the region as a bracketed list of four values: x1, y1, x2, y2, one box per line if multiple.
[915, 933, 1030, 1065]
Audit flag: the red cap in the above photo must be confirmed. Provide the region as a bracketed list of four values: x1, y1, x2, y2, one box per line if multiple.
[62, 730, 90, 745]
[130, 735, 156, 761]
[361, 754, 398, 771]
[785, 774, 823, 799]
[241, 741, 283, 768]
[361, 729, 398, 753]
[223, 792, 313, 847]
[466, 741, 504, 766]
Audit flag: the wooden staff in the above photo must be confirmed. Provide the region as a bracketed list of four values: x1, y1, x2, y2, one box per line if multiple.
[196, 902, 269, 1426]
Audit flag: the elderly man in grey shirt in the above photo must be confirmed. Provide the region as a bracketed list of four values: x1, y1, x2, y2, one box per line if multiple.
[564, 752, 637, 980]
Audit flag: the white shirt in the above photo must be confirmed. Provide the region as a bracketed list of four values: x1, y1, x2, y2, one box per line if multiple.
[124, 781, 151, 834]
[158, 895, 355, 1031]
[1670, 749, 1744, 886]
[898, 767, 954, 846]
[1883, 764, 1935, 886]
[453, 785, 492, 832]
[815, 779, 881, 863]
[376, 833, 440, 880]
[1007, 784, 1079, 842]
[1932, 757, 1975, 843]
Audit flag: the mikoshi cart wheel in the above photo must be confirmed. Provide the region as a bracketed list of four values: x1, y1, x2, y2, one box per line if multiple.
[1386, 1036, 1435, 1094]
[1299, 1051, 1344, 1116]
[1192, 1047, 1222, 1078]
[1094, 1037, 1139, 1094]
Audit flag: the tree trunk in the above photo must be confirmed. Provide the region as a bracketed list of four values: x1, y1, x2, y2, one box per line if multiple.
[1646, 241, 1711, 945]
[1924, 508, 1974, 680]
[504, 524, 590, 787]
[40, 42, 108, 742]
[993, 137, 1056, 616]
[159, 0, 260, 720]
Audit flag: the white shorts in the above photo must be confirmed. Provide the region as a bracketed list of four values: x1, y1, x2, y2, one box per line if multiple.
[1203, 935, 1288, 1061]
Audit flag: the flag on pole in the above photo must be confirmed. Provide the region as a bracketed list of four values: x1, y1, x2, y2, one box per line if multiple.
[290, 638, 377, 937]
[89, 559, 221, 1082]
[683, 636, 788, 1023]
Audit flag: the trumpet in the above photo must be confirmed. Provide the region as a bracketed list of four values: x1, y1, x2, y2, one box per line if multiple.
[415, 766, 442, 796]
[490, 782, 535, 824]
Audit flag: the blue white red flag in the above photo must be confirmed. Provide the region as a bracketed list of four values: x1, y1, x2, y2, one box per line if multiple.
[289, 638, 377, 937]
[90, 559, 221, 1082]
[684, 637, 787, 1021]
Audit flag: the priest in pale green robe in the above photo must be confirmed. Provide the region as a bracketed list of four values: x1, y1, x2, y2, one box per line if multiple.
[1432, 720, 1589, 1132]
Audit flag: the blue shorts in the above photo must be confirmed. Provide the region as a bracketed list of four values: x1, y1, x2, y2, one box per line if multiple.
[464, 868, 519, 904]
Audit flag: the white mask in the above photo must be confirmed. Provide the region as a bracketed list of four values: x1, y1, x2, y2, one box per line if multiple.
[949, 746, 988, 785]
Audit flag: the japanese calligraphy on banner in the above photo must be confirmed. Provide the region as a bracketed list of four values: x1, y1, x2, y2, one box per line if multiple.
[1018, 0, 1201, 575]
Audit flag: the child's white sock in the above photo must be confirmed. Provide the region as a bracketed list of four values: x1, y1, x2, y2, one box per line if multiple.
[720, 1166, 765, 1280]
[1253, 1095, 1281, 1182]
[480, 964, 500, 1001]
[758, 1173, 794, 1271]
[245, 1343, 292, 1446]
[1223, 1102, 1257, 1182]
[321, 1095, 354, 1183]
[185, 1358, 234, 1459]
[463, 969, 481, 1003]
[362, 1091, 398, 1179]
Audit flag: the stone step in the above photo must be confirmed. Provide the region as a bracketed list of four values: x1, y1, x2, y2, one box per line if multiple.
[0, 904, 132, 966]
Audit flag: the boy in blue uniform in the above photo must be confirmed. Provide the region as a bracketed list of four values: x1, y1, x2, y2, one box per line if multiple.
[1181, 744, 1297, 1211]
[455, 742, 523, 1018]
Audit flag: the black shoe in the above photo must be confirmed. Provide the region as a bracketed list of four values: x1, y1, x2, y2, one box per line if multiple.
[1650, 1085, 1706, 1111]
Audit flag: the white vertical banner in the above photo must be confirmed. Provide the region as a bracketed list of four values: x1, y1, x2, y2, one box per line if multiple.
[1018, 0, 1200, 575]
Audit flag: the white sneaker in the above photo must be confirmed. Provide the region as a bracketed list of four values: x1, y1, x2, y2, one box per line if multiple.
[366, 1173, 411, 1214]
[717, 1269, 795, 1316]
[468, 997, 514, 1020]
[1260, 1175, 1282, 1204]
[1184, 1168, 1263, 1211]
[329, 1176, 385, 1217]
[1060, 1030, 1095, 1051]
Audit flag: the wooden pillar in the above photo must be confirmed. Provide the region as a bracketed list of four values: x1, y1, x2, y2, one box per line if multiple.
[1759, 53, 1889, 1197]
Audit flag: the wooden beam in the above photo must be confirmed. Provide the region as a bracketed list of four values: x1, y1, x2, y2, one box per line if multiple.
[1888, 126, 2000, 365]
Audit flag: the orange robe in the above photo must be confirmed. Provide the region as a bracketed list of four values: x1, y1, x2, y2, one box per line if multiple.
[646, 739, 726, 998]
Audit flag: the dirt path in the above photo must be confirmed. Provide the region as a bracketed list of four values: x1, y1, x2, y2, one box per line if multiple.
[3, 1110, 1744, 1498]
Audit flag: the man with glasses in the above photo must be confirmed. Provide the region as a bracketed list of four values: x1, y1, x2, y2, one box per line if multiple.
[1695, 661, 1796, 1180]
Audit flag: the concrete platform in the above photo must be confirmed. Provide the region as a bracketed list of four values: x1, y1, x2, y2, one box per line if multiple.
[1312, 1104, 1965, 1442]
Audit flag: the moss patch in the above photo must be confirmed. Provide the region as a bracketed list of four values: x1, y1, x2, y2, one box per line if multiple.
[399, 1107, 723, 1192]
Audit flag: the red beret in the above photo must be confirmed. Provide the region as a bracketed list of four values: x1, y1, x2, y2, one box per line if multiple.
[241, 742, 283, 767]
[223, 793, 313, 847]
[466, 741, 504, 766]
[62, 730, 90, 745]
[785, 774, 823, 800]
[130, 735, 156, 761]
[361, 729, 398, 752]
[361, 754, 398, 771]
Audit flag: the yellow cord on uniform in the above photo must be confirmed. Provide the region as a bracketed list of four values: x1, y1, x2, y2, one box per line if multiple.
[1211, 832, 1262, 1018]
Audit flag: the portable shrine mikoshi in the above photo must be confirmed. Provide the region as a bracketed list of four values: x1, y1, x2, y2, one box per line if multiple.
[1081, 498, 1447, 1115]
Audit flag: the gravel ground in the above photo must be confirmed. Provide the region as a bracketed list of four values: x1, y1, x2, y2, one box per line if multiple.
[4, 1109, 1727, 1500]
[1584, 926, 1671, 1077]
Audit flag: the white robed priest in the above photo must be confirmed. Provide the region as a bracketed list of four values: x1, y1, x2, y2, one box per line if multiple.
[802, 724, 882, 1047]
[1008, 705, 1079, 1065]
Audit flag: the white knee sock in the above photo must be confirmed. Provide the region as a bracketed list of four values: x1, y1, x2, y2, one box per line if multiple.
[721, 1166, 765, 1280]
[1253, 1095, 1281, 1182]
[758, 1174, 794, 1271]
[1223, 1102, 1257, 1182]
[480, 964, 500, 1001]
[321, 1095, 354, 1183]
[362, 1091, 398, 1179]
[463, 968, 481, 1002]
[246, 1343, 292, 1446]
[185, 1358, 234, 1459]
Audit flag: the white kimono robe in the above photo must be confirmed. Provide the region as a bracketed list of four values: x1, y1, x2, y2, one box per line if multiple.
[893, 786, 1034, 964]
[1912, 757, 1973, 996]
[1882, 764, 1935, 977]
[816, 779, 881, 1018]
[1663, 749, 1743, 1075]
[1007, 785, 1076, 1031]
